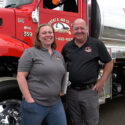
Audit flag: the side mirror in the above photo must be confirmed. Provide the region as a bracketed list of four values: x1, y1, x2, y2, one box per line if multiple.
[32, 8, 39, 23]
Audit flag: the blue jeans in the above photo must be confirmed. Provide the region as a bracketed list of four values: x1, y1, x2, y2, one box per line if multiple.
[21, 99, 67, 125]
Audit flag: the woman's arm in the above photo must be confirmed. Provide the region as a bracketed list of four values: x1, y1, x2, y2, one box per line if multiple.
[17, 72, 35, 103]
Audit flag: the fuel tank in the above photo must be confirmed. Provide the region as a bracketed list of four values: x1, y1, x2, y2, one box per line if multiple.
[91, 0, 125, 48]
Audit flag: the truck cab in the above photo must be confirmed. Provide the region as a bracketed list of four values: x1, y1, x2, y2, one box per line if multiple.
[0, 0, 88, 79]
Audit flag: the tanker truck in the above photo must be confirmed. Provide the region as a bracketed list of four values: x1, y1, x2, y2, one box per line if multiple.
[0, 0, 125, 124]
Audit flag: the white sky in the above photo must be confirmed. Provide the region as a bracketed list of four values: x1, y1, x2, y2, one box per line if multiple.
[100, 0, 125, 7]
[97, 0, 125, 29]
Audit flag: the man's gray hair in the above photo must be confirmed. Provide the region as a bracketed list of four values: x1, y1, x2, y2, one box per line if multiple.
[72, 18, 87, 28]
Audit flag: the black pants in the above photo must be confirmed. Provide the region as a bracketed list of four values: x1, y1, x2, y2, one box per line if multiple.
[66, 87, 99, 125]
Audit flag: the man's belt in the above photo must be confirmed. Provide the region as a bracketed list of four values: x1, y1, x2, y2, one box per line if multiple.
[70, 82, 96, 91]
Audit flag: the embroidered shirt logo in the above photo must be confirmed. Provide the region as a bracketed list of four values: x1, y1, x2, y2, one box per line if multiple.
[84, 47, 92, 53]
[55, 54, 62, 60]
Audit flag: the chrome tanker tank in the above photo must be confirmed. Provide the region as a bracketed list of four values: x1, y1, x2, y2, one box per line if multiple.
[90, 0, 125, 59]
[89, 0, 125, 103]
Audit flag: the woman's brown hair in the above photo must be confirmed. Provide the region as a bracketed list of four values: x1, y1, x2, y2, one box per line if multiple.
[34, 23, 57, 49]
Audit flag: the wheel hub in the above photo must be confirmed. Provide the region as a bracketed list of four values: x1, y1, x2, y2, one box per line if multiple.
[0, 100, 21, 125]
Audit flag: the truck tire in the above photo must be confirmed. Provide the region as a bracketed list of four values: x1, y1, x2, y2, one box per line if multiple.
[0, 79, 22, 125]
[0, 79, 47, 125]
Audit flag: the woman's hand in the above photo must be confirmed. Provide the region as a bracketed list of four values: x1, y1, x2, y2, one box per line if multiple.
[25, 97, 35, 103]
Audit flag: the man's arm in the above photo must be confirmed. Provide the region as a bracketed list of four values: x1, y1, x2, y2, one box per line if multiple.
[93, 61, 113, 94]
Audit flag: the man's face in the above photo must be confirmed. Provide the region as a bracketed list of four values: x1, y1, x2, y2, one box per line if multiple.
[72, 19, 88, 42]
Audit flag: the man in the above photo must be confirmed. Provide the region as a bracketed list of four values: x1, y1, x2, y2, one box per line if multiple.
[62, 18, 113, 125]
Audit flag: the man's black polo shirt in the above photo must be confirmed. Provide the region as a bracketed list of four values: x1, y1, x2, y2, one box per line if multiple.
[62, 37, 112, 87]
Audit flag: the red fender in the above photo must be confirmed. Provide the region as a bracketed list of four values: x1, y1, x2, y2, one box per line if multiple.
[0, 34, 30, 57]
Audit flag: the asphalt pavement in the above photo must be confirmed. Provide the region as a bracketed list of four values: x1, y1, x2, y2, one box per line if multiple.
[99, 95, 125, 125]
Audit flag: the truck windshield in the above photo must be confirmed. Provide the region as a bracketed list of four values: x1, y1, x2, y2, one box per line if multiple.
[4, 0, 33, 8]
[43, 0, 78, 13]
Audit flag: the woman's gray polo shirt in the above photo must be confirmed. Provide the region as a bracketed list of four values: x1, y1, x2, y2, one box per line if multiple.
[18, 47, 65, 106]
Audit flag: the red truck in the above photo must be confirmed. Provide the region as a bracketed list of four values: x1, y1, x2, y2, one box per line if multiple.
[0, 0, 125, 124]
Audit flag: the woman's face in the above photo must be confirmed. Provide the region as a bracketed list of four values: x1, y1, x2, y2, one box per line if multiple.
[39, 26, 54, 48]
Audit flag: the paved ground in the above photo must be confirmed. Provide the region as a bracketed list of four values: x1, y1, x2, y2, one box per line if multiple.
[99, 95, 125, 125]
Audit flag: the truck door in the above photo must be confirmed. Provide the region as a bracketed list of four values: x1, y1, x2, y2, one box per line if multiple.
[38, 0, 87, 51]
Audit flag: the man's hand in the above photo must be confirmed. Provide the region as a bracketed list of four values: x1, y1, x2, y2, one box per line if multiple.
[92, 79, 105, 94]
[93, 61, 113, 94]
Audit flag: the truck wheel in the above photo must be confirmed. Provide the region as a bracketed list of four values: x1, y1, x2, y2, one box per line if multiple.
[0, 79, 22, 125]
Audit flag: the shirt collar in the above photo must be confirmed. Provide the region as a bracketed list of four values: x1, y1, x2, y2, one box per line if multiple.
[71, 37, 89, 48]
[41, 47, 48, 51]
[41, 47, 56, 54]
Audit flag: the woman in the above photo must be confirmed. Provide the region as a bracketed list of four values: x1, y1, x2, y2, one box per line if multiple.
[17, 24, 67, 125]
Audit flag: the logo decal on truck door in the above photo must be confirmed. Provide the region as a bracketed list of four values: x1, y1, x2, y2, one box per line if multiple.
[53, 23, 71, 35]
[48, 18, 71, 35]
